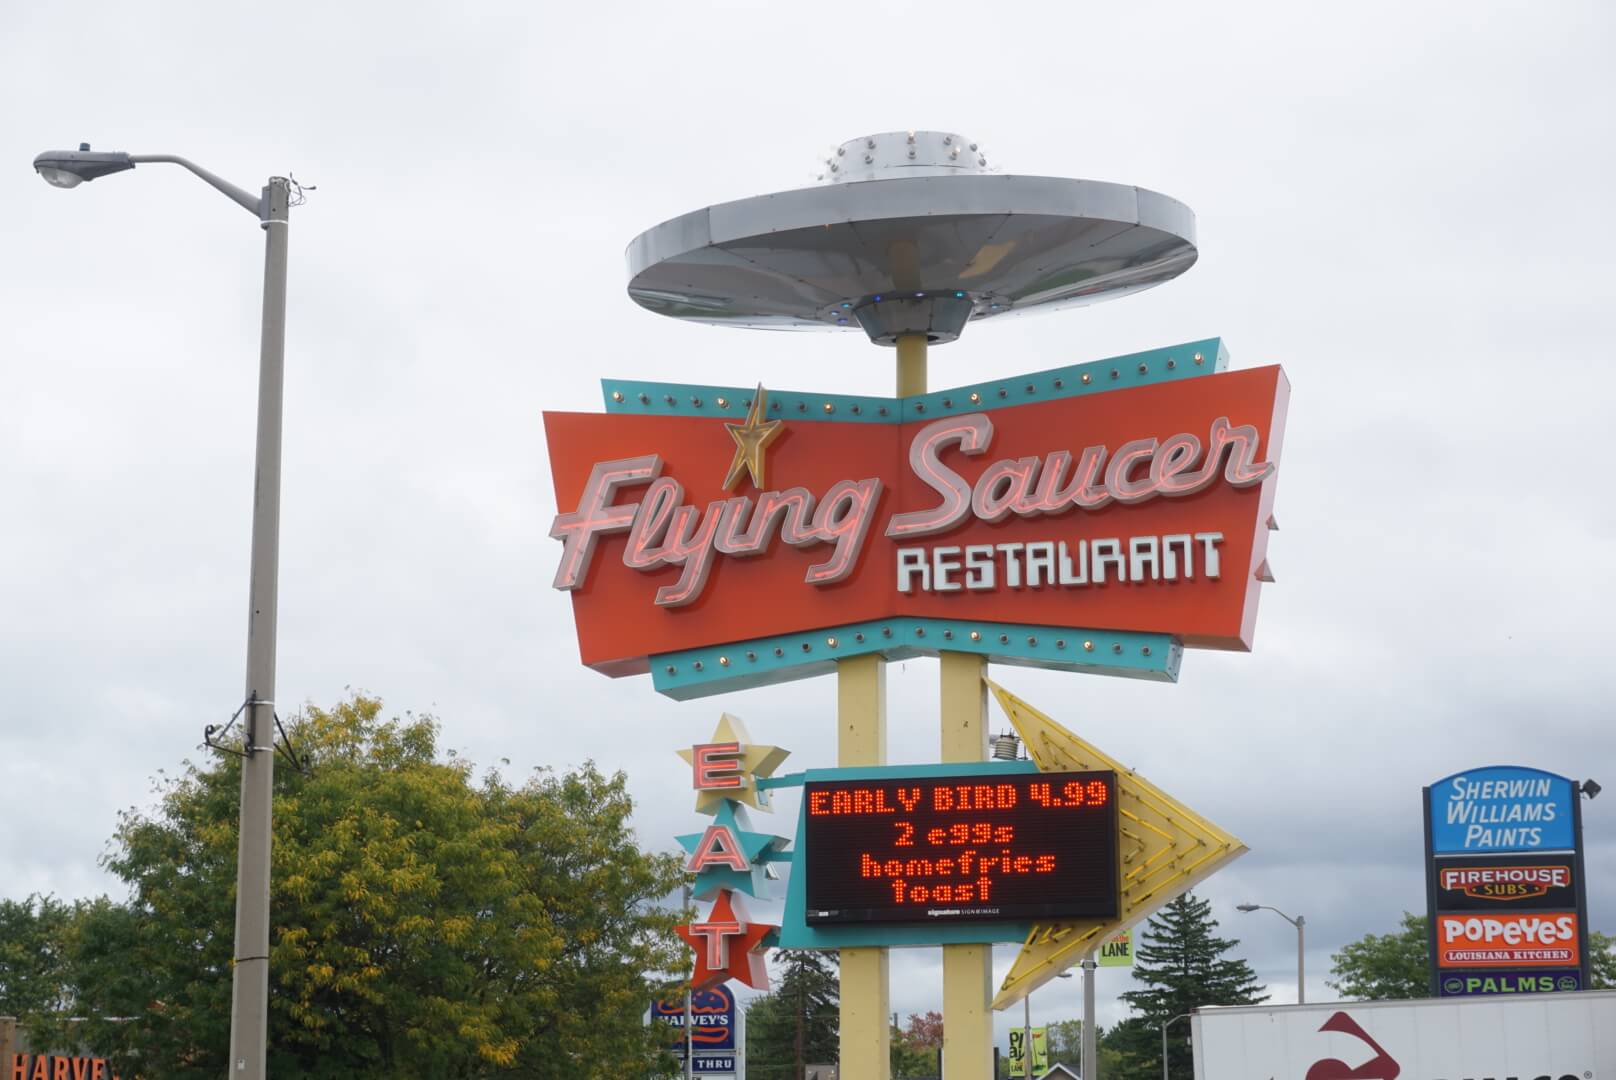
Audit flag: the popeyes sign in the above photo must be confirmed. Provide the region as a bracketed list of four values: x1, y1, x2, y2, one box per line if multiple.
[544, 339, 1288, 696]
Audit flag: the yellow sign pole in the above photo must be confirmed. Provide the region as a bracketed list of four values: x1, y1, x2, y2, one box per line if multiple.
[840, 330, 991, 1080]
[909, 327, 997, 1077]
[834, 330, 924, 1080]
[836, 652, 890, 1079]
[895, 332, 927, 398]
[940, 648, 994, 1079]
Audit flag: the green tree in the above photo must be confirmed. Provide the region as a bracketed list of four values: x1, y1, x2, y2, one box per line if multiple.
[0, 894, 73, 1018]
[1327, 911, 1429, 1000]
[744, 950, 839, 1079]
[1330, 913, 1616, 997]
[1046, 1018, 1082, 1068]
[1107, 893, 1266, 1080]
[43, 695, 684, 1079]
[892, 1011, 941, 1078]
[1038, 1019, 1124, 1080]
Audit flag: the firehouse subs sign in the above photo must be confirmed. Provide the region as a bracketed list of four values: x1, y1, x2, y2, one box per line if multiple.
[545, 339, 1287, 698]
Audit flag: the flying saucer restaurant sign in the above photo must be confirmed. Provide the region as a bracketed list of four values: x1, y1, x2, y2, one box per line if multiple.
[544, 338, 1288, 699]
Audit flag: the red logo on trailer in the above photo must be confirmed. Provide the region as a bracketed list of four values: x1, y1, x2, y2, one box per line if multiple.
[1304, 1012, 1401, 1080]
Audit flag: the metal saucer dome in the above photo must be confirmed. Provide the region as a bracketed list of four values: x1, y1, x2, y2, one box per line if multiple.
[625, 131, 1197, 346]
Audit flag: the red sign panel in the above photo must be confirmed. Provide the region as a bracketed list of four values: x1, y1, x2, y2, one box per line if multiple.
[545, 365, 1287, 674]
[1434, 912, 1581, 967]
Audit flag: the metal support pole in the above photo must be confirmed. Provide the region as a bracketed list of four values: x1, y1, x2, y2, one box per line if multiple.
[837, 654, 890, 1080]
[683, 883, 694, 1080]
[1296, 915, 1306, 1005]
[1160, 1014, 1190, 1080]
[1081, 956, 1097, 1080]
[1023, 992, 1033, 1078]
[227, 176, 290, 1080]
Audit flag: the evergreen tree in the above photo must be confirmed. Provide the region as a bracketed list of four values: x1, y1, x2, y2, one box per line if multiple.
[1108, 893, 1266, 1080]
[744, 950, 839, 1079]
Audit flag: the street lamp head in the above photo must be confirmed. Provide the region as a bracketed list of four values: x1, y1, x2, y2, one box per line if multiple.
[33, 144, 135, 189]
[1235, 904, 1259, 912]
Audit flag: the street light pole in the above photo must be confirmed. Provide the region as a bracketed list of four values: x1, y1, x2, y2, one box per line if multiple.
[683, 883, 694, 1080]
[1235, 904, 1305, 1004]
[1296, 914, 1305, 1005]
[32, 147, 293, 1080]
[228, 172, 291, 1080]
[1023, 989, 1032, 1078]
[1160, 1013, 1191, 1080]
[1081, 954, 1097, 1080]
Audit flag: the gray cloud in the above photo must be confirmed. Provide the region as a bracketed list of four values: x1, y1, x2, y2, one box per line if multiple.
[4, 0, 1613, 1052]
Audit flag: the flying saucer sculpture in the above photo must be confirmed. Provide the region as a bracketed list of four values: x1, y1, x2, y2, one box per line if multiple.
[625, 131, 1197, 346]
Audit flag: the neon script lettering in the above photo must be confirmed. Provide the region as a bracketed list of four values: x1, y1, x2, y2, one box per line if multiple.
[550, 414, 1275, 605]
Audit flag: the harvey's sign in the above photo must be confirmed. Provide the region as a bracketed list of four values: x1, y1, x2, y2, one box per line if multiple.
[544, 340, 1287, 698]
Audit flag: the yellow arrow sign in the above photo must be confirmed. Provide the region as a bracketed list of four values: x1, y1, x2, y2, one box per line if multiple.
[988, 679, 1247, 1009]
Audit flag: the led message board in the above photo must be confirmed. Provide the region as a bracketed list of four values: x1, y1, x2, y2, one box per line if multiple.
[803, 770, 1118, 924]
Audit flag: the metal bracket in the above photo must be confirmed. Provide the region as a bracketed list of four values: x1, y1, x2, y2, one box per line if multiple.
[204, 696, 309, 773]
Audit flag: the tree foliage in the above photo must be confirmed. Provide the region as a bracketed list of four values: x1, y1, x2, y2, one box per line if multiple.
[43, 695, 685, 1079]
[745, 950, 839, 1080]
[0, 894, 73, 1018]
[892, 1011, 941, 1079]
[902, 1010, 943, 1049]
[1329, 913, 1616, 998]
[1326, 911, 1430, 1000]
[1107, 893, 1266, 1080]
[1041, 1018, 1123, 1078]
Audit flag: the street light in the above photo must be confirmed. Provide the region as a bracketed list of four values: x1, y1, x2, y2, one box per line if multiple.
[1236, 903, 1306, 1004]
[1160, 1013, 1192, 1080]
[34, 143, 294, 1080]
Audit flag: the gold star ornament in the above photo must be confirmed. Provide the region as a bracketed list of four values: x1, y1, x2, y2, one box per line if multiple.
[722, 385, 784, 491]
[676, 713, 791, 814]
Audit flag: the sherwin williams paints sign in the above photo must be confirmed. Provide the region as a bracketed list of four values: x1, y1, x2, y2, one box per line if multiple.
[1423, 766, 1590, 997]
[1427, 766, 1577, 853]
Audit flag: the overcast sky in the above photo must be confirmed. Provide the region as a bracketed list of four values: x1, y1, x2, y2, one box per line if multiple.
[5, 0, 1613, 1050]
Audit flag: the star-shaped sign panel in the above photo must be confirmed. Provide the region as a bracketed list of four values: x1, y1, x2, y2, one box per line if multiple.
[676, 713, 790, 813]
[721, 384, 785, 491]
[986, 679, 1247, 1010]
[677, 801, 790, 899]
[674, 889, 775, 990]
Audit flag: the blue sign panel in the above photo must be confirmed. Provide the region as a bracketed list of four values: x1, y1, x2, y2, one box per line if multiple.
[1427, 766, 1576, 854]
[1438, 968, 1582, 996]
[651, 986, 737, 1057]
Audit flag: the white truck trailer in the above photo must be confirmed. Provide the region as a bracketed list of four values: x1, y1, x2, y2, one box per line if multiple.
[1191, 992, 1616, 1080]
